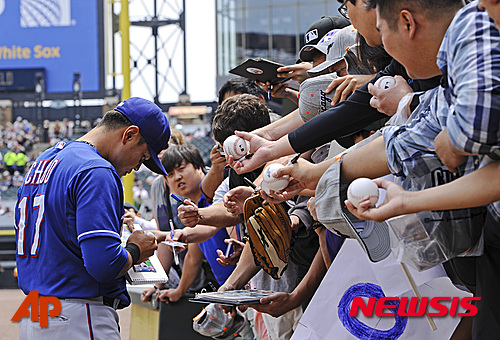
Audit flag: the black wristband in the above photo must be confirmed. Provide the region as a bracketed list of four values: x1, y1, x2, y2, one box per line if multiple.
[311, 221, 324, 230]
[125, 243, 141, 265]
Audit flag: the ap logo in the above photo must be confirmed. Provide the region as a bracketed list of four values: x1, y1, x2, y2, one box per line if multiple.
[20, 0, 72, 28]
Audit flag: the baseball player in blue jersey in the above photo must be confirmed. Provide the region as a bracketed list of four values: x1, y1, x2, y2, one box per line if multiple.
[15, 97, 170, 339]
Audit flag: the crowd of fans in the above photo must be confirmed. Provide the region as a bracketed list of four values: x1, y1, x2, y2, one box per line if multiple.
[0, 117, 100, 201]
[9, 1, 500, 339]
[128, 1, 500, 340]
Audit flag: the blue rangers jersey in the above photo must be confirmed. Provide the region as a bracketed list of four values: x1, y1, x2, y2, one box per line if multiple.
[15, 141, 130, 305]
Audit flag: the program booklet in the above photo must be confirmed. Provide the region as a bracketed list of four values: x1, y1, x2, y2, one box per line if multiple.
[189, 289, 277, 305]
[229, 58, 291, 85]
[126, 254, 169, 285]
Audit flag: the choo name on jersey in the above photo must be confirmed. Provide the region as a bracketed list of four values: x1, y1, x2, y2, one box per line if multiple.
[23, 159, 60, 186]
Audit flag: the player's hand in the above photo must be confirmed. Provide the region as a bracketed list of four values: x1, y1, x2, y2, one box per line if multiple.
[127, 230, 158, 263]
[344, 178, 408, 222]
[243, 292, 296, 318]
[434, 129, 469, 173]
[177, 200, 201, 227]
[276, 62, 312, 83]
[159, 288, 183, 303]
[368, 76, 412, 116]
[209, 144, 227, 172]
[216, 239, 245, 266]
[327, 74, 376, 106]
[223, 186, 254, 216]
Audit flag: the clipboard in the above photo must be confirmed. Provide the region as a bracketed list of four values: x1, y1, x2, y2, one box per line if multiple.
[229, 58, 290, 85]
[125, 254, 169, 285]
[189, 289, 277, 306]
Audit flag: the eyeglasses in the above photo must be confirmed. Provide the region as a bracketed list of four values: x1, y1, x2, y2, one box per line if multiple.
[338, 0, 350, 20]
[334, 66, 347, 75]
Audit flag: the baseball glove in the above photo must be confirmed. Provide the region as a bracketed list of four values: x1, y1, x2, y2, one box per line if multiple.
[243, 192, 292, 279]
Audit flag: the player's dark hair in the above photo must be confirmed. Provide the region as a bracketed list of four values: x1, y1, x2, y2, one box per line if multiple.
[218, 77, 266, 105]
[212, 94, 271, 144]
[161, 145, 207, 175]
[99, 110, 147, 145]
[98, 110, 133, 129]
[365, 0, 465, 30]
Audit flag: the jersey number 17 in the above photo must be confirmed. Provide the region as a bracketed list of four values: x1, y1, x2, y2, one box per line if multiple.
[16, 194, 45, 256]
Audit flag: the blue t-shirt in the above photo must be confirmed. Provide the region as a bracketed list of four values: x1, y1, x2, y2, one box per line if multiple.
[15, 141, 130, 305]
[325, 229, 345, 262]
[196, 194, 236, 286]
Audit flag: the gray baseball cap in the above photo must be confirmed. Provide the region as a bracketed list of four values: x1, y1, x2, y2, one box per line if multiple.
[192, 303, 248, 340]
[298, 73, 337, 122]
[314, 155, 391, 262]
[308, 25, 358, 77]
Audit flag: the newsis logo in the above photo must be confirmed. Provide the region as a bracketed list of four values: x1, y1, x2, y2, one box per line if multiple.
[350, 296, 480, 318]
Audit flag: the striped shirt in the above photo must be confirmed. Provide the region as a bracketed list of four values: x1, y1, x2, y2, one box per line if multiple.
[383, 2, 500, 218]
[438, 2, 500, 160]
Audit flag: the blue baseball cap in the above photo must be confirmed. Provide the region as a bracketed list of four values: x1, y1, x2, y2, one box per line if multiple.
[114, 97, 171, 175]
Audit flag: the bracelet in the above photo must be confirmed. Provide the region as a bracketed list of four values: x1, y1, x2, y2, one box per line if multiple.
[311, 221, 324, 230]
[125, 243, 141, 265]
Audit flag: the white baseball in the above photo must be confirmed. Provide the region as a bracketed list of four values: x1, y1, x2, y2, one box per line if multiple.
[262, 163, 290, 194]
[374, 76, 396, 89]
[347, 178, 379, 208]
[223, 135, 248, 159]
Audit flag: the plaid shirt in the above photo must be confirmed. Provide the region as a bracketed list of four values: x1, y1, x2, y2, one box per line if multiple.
[438, 2, 500, 160]
[383, 2, 500, 218]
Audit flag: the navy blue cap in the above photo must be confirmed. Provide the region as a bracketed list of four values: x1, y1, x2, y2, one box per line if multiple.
[114, 97, 170, 175]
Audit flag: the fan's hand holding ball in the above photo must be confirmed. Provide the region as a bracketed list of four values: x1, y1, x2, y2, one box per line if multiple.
[223, 135, 249, 159]
[347, 178, 379, 208]
[374, 76, 396, 89]
[261, 163, 290, 194]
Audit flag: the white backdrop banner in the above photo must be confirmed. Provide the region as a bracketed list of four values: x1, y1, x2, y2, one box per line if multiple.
[293, 239, 472, 340]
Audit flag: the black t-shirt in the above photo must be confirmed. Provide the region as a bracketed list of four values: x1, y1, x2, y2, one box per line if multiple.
[288, 59, 442, 152]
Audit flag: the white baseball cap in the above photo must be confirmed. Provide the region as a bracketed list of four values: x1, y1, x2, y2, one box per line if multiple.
[308, 25, 358, 77]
